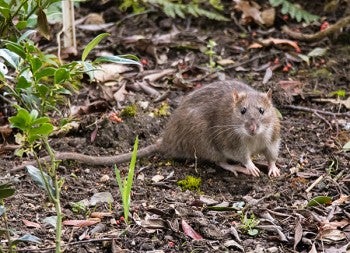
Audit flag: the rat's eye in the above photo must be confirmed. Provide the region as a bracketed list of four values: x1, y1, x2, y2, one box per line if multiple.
[258, 107, 265, 114]
[240, 107, 247, 115]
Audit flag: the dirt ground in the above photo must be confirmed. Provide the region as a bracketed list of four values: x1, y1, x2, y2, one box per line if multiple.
[1, 1, 350, 252]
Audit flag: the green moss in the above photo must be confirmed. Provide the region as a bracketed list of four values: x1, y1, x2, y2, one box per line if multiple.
[121, 104, 137, 117]
[153, 102, 170, 117]
[311, 68, 332, 80]
[177, 175, 201, 192]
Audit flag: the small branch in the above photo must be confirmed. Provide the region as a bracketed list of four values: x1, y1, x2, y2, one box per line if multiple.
[283, 105, 350, 117]
[282, 15, 350, 42]
[16, 237, 116, 252]
[306, 175, 324, 193]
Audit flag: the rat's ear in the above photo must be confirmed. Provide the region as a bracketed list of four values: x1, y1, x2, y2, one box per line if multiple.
[266, 89, 273, 100]
[232, 90, 246, 103]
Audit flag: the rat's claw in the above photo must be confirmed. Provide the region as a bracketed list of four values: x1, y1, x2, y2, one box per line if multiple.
[268, 164, 280, 177]
[246, 165, 260, 177]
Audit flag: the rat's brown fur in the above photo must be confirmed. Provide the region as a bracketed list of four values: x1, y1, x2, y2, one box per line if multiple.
[12, 80, 281, 176]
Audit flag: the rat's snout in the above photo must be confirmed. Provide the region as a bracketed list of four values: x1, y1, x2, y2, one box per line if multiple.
[245, 120, 259, 135]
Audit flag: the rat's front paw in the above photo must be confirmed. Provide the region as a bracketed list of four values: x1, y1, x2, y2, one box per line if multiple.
[268, 163, 280, 177]
[246, 165, 261, 177]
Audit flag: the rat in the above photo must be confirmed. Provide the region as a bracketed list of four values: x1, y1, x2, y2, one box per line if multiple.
[11, 80, 281, 177]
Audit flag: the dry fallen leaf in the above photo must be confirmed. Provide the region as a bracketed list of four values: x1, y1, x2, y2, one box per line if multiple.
[234, 0, 264, 25]
[90, 212, 113, 219]
[22, 219, 41, 229]
[261, 7, 275, 27]
[249, 38, 301, 53]
[63, 218, 101, 227]
[294, 219, 303, 250]
[313, 97, 350, 109]
[181, 219, 203, 240]
[279, 80, 304, 96]
[94, 63, 131, 83]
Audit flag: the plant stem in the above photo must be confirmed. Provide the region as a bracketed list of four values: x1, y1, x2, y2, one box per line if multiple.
[1, 200, 13, 253]
[44, 138, 63, 253]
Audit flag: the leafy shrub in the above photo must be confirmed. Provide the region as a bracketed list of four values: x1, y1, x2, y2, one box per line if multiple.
[269, 0, 319, 23]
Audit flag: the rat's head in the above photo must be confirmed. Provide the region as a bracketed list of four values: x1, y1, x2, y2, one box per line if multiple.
[231, 89, 274, 137]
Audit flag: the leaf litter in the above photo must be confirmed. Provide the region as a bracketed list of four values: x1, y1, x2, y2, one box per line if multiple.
[1, 1, 350, 252]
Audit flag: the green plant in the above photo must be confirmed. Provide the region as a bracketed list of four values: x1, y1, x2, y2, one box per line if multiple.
[121, 104, 137, 117]
[115, 136, 139, 224]
[0, 32, 140, 116]
[0, 183, 15, 252]
[0, 0, 60, 39]
[269, 0, 319, 23]
[240, 212, 260, 236]
[177, 175, 201, 192]
[8, 107, 63, 250]
[120, 0, 229, 21]
[204, 39, 223, 72]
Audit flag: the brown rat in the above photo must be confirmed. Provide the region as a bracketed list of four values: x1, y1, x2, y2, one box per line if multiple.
[12, 80, 281, 177]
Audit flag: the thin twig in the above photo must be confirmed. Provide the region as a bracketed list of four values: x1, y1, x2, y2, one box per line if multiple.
[283, 105, 350, 117]
[282, 15, 350, 42]
[306, 175, 324, 193]
[15, 237, 115, 252]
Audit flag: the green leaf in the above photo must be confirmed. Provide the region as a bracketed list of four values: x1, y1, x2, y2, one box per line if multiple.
[307, 47, 328, 57]
[18, 30, 37, 42]
[32, 116, 51, 126]
[37, 84, 49, 98]
[5, 42, 26, 59]
[0, 0, 10, 18]
[26, 165, 55, 197]
[298, 54, 310, 65]
[54, 67, 70, 84]
[16, 20, 28, 30]
[82, 33, 110, 62]
[0, 183, 15, 199]
[11, 234, 42, 245]
[0, 48, 20, 69]
[248, 228, 259, 236]
[30, 122, 54, 136]
[95, 55, 141, 66]
[343, 141, 350, 152]
[35, 67, 56, 80]
[16, 76, 32, 90]
[307, 196, 332, 207]
[9, 108, 32, 130]
[30, 57, 43, 74]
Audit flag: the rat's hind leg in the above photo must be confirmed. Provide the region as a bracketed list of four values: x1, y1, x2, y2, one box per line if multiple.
[218, 162, 260, 177]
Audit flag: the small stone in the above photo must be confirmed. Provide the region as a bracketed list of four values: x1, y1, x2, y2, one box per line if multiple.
[100, 174, 110, 182]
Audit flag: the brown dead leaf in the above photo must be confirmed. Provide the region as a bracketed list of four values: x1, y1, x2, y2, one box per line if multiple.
[22, 219, 41, 229]
[90, 212, 113, 219]
[113, 83, 128, 102]
[294, 219, 303, 250]
[309, 243, 317, 253]
[279, 80, 304, 96]
[320, 220, 349, 230]
[332, 195, 350, 205]
[319, 229, 346, 242]
[181, 219, 203, 240]
[94, 63, 132, 83]
[313, 97, 350, 109]
[261, 8, 275, 27]
[63, 218, 101, 227]
[108, 112, 123, 123]
[83, 13, 105, 25]
[234, 0, 264, 25]
[249, 38, 301, 53]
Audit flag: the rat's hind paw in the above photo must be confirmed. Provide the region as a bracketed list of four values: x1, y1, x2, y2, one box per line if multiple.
[268, 163, 280, 177]
[218, 162, 259, 177]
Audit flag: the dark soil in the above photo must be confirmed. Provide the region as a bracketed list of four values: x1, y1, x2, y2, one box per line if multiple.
[1, 1, 350, 253]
